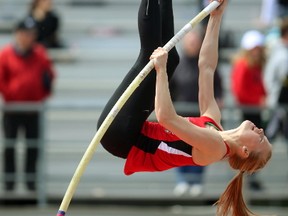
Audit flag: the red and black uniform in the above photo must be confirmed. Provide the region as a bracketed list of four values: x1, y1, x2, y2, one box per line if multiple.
[0, 43, 55, 190]
[98, 0, 179, 159]
[97, 0, 227, 175]
[124, 116, 227, 175]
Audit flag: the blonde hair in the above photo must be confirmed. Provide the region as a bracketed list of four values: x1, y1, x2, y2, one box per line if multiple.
[215, 151, 272, 216]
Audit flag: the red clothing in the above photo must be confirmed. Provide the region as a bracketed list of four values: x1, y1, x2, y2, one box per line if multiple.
[124, 116, 228, 175]
[231, 59, 266, 105]
[0, 44, 55, 102]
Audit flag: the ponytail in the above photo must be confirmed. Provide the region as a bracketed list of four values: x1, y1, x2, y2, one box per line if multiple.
[215, 136, 272, 215]
[215, 171, 258, 216]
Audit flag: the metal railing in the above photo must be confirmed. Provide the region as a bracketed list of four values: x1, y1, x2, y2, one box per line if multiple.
[0, 102, 47, 206]
[0, 101, 287, 207]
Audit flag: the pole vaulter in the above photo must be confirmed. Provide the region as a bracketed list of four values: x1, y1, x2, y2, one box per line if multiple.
[57, 1, 221, 215]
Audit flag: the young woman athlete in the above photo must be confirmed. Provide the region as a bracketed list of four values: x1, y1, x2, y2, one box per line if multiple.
[97, 1, 273, 215]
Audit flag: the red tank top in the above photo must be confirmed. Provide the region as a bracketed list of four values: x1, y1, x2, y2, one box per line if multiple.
[124, 116, 229, 175]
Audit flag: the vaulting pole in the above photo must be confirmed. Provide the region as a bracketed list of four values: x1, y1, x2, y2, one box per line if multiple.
[57, 1, 221, 215]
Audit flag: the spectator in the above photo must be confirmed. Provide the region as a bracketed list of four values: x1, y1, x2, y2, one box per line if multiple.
[0, 17, 56, 192]
[170, 29, 223, 197]
[259, 0, 288, 28]
[259, 0, 288, 55]
[259, 0, 278, 28]
[264, 18, 288, 142]
[278, 0, 288, 19]
[231, 30, 266, 191]
[27, 0, 63, 48]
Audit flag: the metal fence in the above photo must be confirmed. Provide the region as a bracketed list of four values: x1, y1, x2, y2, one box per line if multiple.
[0, 102, 287, 207]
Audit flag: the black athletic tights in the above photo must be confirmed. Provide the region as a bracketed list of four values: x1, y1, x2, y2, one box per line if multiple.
[97, 0, 179, 158]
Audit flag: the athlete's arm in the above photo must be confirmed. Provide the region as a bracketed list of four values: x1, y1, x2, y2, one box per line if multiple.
[152, 48, 227, 165]
[198, 0, 227, 126]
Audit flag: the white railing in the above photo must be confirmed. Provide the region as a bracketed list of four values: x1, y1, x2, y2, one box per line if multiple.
[0, 101, 287, 207]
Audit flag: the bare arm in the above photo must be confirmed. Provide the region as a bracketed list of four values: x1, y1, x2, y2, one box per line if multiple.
[198, 0, 227, 126]
[152, 46, 227, 165]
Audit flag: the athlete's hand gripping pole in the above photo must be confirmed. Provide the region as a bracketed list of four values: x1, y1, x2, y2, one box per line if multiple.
[56, 1, 221, 215]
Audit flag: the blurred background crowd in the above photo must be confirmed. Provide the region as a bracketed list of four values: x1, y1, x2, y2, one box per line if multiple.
[0, 0, 287, 215]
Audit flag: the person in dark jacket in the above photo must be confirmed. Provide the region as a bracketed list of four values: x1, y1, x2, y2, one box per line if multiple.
[27, 0, 63, 48]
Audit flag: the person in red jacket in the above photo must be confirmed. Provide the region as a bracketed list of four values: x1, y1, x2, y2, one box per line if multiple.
[0, 17, 55, 192]
[231, 30, 267, 191]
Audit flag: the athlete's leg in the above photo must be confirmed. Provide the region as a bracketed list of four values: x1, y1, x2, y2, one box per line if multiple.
[98, 0, 163, 158]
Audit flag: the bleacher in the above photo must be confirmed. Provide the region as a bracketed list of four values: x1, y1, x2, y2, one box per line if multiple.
[0, 0, 288, 208]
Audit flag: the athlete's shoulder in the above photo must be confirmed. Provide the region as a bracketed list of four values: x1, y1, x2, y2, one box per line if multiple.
[187, 116, 223, 131]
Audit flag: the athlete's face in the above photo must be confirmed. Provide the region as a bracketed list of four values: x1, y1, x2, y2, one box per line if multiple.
[238, 120, 272, 157]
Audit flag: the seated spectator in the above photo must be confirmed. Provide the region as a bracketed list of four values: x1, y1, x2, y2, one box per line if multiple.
[27, 0, 64, 48]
